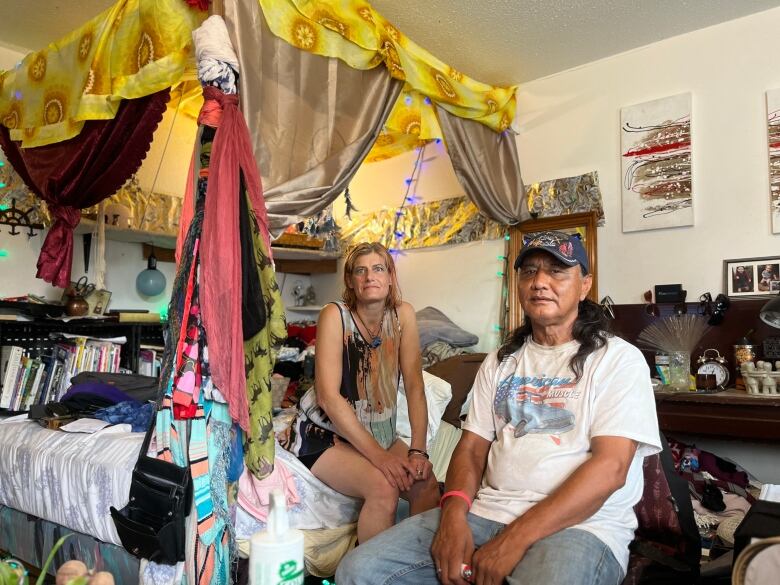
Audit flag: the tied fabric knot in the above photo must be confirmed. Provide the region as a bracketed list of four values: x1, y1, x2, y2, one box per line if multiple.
[198, 87, 239, 128]
[36, 205, 82, 288]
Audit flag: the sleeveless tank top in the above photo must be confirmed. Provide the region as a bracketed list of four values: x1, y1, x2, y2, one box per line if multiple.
[291, 301, 402, 452]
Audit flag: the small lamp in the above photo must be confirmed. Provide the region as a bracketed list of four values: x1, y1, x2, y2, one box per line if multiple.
[136, 251, 167, 297]
[760, 294, 780, 328]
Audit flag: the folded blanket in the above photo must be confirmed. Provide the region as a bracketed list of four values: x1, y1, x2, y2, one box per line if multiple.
[416, 307, 478, 348]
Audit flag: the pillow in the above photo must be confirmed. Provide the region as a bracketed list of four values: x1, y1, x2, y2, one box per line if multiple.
[416, 306, 479, 348]
[396, 371, 452, 449]
[426, 353, 487, 428]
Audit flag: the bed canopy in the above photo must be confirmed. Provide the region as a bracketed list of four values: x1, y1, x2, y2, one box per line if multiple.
[0, 0, 526, 286]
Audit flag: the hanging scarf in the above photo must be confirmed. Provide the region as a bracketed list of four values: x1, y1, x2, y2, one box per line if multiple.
[242, 192, 287, 477]
[197, 86, 272, 431]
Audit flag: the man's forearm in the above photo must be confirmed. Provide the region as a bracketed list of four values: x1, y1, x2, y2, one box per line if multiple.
[442, 435, 490, 514]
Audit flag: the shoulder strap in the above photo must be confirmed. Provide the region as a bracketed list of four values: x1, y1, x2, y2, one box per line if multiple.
[136, 407, 157, 465]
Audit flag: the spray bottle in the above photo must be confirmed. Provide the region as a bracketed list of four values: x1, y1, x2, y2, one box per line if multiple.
[250, 489, 305, 585]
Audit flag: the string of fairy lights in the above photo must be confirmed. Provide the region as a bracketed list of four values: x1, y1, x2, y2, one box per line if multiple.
[384, 139, 510, 340]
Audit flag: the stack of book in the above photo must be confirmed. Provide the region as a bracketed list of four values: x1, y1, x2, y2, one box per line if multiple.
[0, 337, 123, 412]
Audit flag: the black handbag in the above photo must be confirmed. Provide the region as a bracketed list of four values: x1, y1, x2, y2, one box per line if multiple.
[110, 414, 192, 565]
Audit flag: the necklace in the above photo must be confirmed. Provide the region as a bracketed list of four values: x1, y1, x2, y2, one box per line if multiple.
[353, 309, 384, 349]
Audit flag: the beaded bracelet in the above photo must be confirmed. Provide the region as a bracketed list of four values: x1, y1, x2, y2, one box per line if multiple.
[407, 448, 429, 459]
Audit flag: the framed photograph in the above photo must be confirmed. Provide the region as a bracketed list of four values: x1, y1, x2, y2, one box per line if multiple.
[88, 289, 112, 316]
[723, 256, 780, 298]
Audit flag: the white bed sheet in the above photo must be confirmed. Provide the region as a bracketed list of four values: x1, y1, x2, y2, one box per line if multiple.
[0, 419, 142, 545]
[234, 442, 361, 539]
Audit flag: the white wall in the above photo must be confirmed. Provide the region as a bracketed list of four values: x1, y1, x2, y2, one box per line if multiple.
[512, 8, 780, 482]
[515, 8, 780, 304]
[0, 229, 175, 312]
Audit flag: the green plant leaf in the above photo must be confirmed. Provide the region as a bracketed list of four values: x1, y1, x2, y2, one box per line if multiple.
[35, 534, 73, 585]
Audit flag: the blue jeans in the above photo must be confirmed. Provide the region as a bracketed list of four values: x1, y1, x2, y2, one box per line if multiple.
[336, 509, 624, 585]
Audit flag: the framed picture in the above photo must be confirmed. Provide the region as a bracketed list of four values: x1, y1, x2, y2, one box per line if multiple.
[88, 289, 112, 316]
[507, 211, 599, 331]
[723, 256, 780, 298]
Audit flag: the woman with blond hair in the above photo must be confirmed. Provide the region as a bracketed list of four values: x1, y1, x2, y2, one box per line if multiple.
[288, 242, 440, 542]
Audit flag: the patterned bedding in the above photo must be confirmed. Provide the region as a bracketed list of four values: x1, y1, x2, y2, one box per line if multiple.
[0, 418, 142, 545]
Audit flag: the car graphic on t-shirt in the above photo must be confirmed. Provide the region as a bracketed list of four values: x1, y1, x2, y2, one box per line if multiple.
[506, 397, 575, 437]
[494, 375, 576, 438]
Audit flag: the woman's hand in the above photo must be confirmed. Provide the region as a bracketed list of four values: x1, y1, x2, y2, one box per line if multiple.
[409, 451, 434, 482]
[372, 450, 416, 491]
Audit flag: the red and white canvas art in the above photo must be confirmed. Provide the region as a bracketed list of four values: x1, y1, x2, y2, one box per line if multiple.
[620, 93, 693, 233]
[766, 88, 780, 234]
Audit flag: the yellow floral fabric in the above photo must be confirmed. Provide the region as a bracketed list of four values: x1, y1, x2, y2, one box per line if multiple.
[0, 0, 203, 147]
[365, 87, 441, 162]
[258, 0, 517, 161]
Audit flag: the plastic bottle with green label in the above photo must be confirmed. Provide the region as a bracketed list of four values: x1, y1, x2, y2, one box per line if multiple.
[250, 489, 304, 585]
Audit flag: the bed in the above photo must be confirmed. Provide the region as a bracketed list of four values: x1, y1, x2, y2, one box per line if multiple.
[233, 370, 455, 578]
[0, 417, 142, 584]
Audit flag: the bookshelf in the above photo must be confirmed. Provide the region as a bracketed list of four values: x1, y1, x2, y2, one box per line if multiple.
[0, 318, 165, 412]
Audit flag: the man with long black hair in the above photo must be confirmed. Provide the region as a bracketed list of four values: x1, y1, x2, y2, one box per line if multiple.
[337, 231, 660, 585]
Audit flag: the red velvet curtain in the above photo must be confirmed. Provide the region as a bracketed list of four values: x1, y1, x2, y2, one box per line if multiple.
[0, 89, 171, 287]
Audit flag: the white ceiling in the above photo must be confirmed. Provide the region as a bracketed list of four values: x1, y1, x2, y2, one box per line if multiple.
[1, 0, 779, 84]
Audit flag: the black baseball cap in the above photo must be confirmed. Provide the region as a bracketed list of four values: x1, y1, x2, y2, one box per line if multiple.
[513, 231, 589, 274]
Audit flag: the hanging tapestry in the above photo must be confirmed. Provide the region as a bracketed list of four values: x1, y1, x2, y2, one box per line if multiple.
[525, 171, 606, 226]
[339, 196, 505, 251]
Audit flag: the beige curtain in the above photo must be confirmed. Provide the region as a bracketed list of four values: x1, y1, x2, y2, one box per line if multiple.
[225, 0, 403, 229]
[437, 106, 528, 225]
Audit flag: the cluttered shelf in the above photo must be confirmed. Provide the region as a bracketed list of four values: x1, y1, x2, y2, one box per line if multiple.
[654, 389, 780, 441]
[0, 317, 165, 413]
[75, 219, 342, 274]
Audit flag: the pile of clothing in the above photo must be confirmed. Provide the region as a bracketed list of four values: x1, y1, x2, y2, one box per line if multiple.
[668, 437, 758, 550]
[28, 371, 158, 432]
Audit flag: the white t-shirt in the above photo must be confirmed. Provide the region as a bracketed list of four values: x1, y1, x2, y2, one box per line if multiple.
[462, 335, 661, 572]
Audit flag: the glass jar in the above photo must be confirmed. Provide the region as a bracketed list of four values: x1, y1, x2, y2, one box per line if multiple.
[654, 352, 670, 385]
[668, 350, 691, 391]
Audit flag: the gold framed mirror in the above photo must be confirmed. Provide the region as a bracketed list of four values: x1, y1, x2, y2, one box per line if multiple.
[507, 211, 599, 331]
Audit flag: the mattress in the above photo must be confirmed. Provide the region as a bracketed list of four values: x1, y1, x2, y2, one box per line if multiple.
[0, 418, 143, 545]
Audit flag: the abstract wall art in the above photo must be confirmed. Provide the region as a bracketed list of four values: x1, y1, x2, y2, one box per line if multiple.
[766, 88, 780, 233]
[620, 93, 693, 232]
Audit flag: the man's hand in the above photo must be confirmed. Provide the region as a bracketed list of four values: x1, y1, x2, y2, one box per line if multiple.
[372, 450, 416, 491]
[470, 527, 527, 585]
[431, 506, 474, 585]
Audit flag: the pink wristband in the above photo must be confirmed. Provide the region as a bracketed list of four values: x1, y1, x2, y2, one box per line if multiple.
[439, 490, 472, 510]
